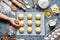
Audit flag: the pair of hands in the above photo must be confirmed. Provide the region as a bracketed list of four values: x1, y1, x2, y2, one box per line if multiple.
[8, 18, 20, 28]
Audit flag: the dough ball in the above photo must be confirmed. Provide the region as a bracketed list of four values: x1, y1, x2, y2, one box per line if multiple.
[18, 13, 24, 20]
[19, 27, 24, 34]
[27, 27, 32, 34]
[35, 14, 41, 20]
[35, 27, 41, 34]
[19, 21, 24, 27]
[35, 20, 41, 27]
[27, 20, 32, 26]
[27, 13, 32, 20]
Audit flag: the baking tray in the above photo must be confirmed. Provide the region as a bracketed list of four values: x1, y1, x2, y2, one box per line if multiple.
[16, 12, 45, 35]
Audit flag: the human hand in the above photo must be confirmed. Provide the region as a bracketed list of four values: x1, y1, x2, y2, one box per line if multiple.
[8, 18, 20, 28]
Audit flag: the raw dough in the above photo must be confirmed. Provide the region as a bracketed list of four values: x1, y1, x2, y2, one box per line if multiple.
[27, 13, 32, 20]
[35, 27, 41, 34]
[19, 21, 24, 27]
[18, 13, 24, 20]
[19, 27, 24, 34]
[35, 14, 41, 20]
[27, 20, 32, 26]
[27, 27, 32, 34]
[35, 20, 41, 27]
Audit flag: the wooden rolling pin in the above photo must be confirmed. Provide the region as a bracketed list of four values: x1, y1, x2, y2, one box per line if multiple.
[11, 0, 26, 11]
[3, 0, 17, 12]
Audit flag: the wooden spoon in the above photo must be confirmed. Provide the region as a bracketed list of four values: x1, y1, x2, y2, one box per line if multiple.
[18, 0, 30, 9]
[3, 0, 17, 12]
[32, 0, 35, 8]
[11, 0, 26, 11]
[22, 0, 28, 5]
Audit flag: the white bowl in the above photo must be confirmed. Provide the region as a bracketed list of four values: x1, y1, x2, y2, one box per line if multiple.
[38, 0, 49, 9]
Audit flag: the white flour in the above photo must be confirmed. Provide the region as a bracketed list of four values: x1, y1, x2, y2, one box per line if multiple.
[38, 0, 49, 9]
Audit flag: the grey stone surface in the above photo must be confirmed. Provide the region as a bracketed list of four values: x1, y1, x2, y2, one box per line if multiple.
[0, 0, 60, 40]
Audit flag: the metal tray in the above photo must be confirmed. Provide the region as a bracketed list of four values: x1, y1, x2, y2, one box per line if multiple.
[16, 12, 45, 35]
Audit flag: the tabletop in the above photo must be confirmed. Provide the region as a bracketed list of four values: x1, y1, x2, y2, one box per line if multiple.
[0, 0, 60, 40]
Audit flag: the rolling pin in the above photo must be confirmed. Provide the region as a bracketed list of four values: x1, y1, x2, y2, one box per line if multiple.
[11, 0, 26, 11]
[3, 0, 17, 12]
[18, 0, 30, 9]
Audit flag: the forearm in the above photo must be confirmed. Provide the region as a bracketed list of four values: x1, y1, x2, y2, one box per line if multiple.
[0, 12, 10, 21]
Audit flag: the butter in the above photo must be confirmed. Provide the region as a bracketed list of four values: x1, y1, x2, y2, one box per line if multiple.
[50, 4, 59, 14]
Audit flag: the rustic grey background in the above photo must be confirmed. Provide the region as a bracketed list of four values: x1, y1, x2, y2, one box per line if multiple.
[0, 0, 60, 40]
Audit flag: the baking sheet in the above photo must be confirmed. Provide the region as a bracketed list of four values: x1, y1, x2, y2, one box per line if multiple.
[16, 12, 45, 35]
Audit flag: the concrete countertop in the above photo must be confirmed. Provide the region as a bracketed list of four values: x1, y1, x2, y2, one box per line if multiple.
[0, 0, 60, 40]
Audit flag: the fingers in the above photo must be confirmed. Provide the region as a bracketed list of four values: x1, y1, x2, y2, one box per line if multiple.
[9, 18, 20, 28]
[14, 20, 20, 28]
[12, 22, 20, 28]
[14, 20, 19, 24]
